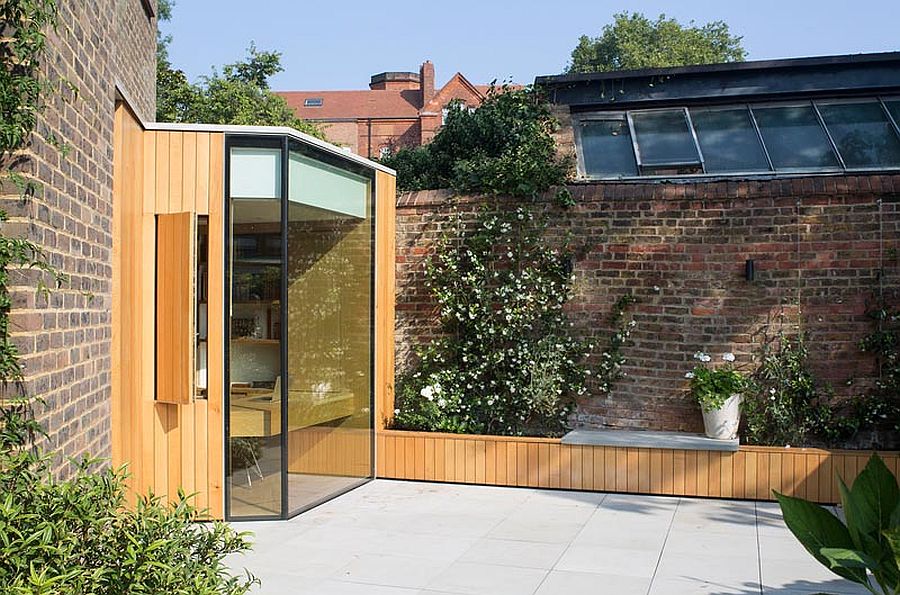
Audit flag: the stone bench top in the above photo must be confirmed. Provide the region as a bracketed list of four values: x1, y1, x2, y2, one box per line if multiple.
[561, 428, 740, 452]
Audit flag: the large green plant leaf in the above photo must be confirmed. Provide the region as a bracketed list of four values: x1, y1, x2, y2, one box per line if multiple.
[820, 547, 878, 570]
[842, 455, 900, 541]
[885, 527, 900, 569]
[839, 455, 900, 588]
[775, 492, 870, 585]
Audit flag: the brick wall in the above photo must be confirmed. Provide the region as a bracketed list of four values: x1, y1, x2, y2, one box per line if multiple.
[2, 0, 156, 471]
[395, 176, 900, 438]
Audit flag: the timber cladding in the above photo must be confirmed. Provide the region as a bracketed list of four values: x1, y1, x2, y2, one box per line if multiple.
[377, 430, 900, 504]
[112, 104, 225, 518]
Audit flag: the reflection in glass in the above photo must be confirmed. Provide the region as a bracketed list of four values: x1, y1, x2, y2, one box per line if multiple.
[227, 146, 283, 519]
[690, 107, 770, 173]
[753, 104, 840, 170]
[286, 148, 373, 515]
[579, 119, 638, 177]
[817, 102, 900, 169]
[887, 101, 900, 128]
[631, 109, 701, 167]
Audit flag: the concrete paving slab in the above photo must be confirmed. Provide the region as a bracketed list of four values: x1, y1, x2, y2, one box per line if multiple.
[228, 479, 870, 595]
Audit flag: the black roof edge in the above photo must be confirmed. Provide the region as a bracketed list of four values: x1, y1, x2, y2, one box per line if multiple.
[534, 51, 900, 86]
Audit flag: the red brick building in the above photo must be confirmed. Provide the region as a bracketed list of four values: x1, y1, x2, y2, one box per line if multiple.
[278, 61, 492, 158]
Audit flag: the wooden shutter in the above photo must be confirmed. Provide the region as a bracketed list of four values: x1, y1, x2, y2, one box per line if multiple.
[156, 212, 195, 404]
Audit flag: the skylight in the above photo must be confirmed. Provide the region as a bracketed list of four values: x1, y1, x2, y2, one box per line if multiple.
[304, 98, 324, 107]
[575, 97, 900, 179]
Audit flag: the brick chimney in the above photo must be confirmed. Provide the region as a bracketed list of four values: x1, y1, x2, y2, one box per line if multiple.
[420, 60, 435, 106]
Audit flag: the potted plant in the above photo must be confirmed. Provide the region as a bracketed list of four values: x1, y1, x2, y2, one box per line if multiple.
[686, 351, 746, 440]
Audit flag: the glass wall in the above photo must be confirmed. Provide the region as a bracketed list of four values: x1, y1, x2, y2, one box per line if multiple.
[285, 143, 373, 516]
[226, 137, 375, 520]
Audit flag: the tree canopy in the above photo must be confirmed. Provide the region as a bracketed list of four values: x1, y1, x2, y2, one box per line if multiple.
[381, 85, 572, 198]
[567, 12, 746, 74]
[155, 1, 321, 137]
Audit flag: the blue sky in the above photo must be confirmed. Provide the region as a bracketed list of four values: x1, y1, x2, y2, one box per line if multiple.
[162, 0, 898, 91]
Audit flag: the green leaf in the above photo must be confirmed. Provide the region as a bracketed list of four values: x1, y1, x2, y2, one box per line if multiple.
[840, 455, 900, 588]
[775, 491, 870, 585]
[844, 455, 900, 542]
[820, 547, 878, 570]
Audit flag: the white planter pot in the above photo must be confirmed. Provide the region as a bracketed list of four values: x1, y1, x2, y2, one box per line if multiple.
[702, 393, 741, 440]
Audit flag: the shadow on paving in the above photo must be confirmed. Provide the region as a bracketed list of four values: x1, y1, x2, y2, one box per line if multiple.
[704, 577, 869, 595]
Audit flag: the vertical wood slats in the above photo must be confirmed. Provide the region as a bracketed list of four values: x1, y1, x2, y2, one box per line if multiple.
[375, 430, 899, 505]
[112, 109, 226, 518]
[374, 171, 396, 431]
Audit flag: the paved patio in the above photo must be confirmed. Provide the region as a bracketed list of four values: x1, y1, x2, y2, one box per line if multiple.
[227, 479, 868, 595]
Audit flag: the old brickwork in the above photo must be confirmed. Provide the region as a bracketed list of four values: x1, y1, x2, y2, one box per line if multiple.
[395, 176, 900, 434]
[2, 0, 157, 470]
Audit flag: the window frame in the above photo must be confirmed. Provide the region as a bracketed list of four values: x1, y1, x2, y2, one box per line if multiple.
[688, 104, 773, 174]
[572, 111, 638, 179]
[625, 107, 706, 174]
[812, 97, 900, 171]
[748, 100, 843, 173]
[574, 96, 900, 181]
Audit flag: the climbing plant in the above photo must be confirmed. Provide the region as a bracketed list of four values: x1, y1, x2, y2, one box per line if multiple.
[0, 0, 67, 393]
[392, 205, 589, 437]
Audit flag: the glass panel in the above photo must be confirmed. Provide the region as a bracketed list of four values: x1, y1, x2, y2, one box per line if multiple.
[690, 107, 770, 173]
[630, 109, 701, 166]
[753, 104, 840, 170]
[289, 152, 369, 217]
[286, 146, 373, 516]
[230, 147, 282, 199]
[887, 100, 900, 127]
[578, 119, 638, 177]
[817, 101, 900, 169]
[227, 147, 283, 519]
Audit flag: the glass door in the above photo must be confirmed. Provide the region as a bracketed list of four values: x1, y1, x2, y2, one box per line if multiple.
[225, 136, 375, 520]
[285, 143, 374, 516]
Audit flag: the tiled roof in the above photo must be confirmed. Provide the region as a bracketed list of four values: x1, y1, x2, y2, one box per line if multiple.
[277, 89, 422, 121]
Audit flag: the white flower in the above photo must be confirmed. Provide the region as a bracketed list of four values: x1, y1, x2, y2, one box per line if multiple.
[685, 372, 695, 379]
[394, 408, 400, 415]
[693, 351, 711, 362]
[722, 353, 735, 362]
[769, 388, 776, 395]
[437, 398, 447, 408]
[420, 386, 434, 400]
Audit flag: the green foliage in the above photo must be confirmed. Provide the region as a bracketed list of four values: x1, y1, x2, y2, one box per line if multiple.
[595, 294, 638, 395]
[0, 405, 257, 594]
[859, 303, 900, 433]
[687, 351, 746, 412]
[0, 0, 67, 393]
[155, 4, 321, 136]
[742, 333, 889, 448]
[567, 12, 746, 73]
[381, 85, 573, 198]
[0, 0, 58, 156]
[776, 454, 900, 594]
[0, 212, 66, 387]
[391, 206, 587, 437]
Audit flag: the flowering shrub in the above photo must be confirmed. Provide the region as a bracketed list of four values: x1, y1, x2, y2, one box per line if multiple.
[742, 334, 854, 446]
[391, 205, 588, 437]
[686, 351, 746, 412]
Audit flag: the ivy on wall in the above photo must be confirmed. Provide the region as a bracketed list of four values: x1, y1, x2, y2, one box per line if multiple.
[0, 0, 66, 394]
